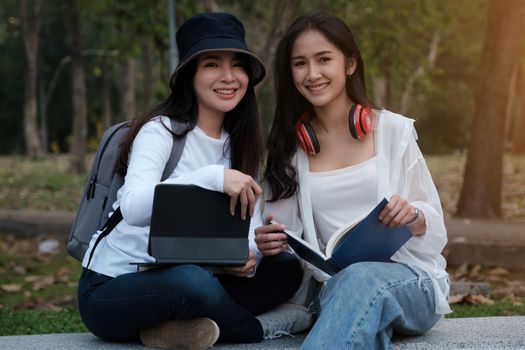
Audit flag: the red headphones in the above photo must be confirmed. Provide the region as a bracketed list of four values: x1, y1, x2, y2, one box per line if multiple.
[295, 104, 374, 155]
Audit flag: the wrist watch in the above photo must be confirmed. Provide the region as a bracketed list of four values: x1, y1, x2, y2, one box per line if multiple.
[406, 206, 420, 226]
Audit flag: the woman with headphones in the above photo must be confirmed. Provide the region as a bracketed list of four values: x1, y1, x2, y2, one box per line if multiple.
[255, 11, 451, 349]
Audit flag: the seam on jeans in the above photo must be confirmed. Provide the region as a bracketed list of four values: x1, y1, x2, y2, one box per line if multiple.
[345, 276, 432, 349]
[397, 262, 428, 290]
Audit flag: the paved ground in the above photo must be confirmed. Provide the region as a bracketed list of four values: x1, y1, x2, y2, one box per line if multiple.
[1, 317, 524, 349]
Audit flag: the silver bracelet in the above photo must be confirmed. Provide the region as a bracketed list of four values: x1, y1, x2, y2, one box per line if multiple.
[406, 206, 420, 226]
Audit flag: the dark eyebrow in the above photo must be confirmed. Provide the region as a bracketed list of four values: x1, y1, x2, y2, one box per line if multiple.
[291, 50, 333, 60]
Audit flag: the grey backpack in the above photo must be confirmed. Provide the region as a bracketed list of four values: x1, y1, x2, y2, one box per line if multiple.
[67, 118, 187, 263]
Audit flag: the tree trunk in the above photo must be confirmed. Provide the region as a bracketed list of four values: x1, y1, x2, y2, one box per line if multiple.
[511, 64, 525, 154]
[201, 0, 219, 12]
[101, 58, 113, 129]
[19, 0, 44, 158]
[399, 32, 440, 116]
[256, 0, 301, 94]
[69, 0, 87, 174]
[372, 77, 387, 108]
[142, 42, 154, 112]
[39, 78, 48, 152]
[121, 58, 136, 120]
[456, 0, 525, 218]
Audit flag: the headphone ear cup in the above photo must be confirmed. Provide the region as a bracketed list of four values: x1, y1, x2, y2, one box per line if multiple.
[295, 121, 320, 155]
[302, 122, 320, 154]
[359, 106, 374, 135]
[349, 104, 374, 140]
[348, 104, 358, 140]
[296, 122, 309, 153]
[353, 104, 365, 140]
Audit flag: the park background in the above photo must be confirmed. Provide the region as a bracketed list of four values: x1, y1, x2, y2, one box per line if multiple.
[0, 0, 524, 336]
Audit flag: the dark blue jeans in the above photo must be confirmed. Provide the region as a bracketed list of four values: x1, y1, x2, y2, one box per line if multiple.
[77, 252, 302, 343]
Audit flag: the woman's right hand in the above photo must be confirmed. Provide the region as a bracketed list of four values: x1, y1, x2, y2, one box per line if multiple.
[254, 216, 288, 256]
[223, 169, 262, 220]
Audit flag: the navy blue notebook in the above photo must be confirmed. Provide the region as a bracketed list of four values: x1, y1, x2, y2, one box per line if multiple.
[284, 198, 412, 276]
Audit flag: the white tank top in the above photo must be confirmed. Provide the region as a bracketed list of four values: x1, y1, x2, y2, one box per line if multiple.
[309, 156, 378, 247]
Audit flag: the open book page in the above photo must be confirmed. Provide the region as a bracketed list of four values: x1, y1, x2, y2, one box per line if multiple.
[284, 229, 327, 260]
[325, 198, 412, 270]
[324, 209, 370, 257]
[269, 220, 328, 260]
[272, 198, 410, 276]
[282, 228, 339, 275]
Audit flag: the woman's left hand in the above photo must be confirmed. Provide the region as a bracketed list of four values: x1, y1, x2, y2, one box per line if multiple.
[222, 249, 257, 277]
[378, 195, 425, 235]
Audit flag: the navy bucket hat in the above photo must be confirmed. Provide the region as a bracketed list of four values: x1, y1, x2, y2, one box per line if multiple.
[173, 12, 266, 85]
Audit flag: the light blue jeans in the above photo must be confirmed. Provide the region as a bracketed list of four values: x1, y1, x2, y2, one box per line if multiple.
[302, 262, 442, 350]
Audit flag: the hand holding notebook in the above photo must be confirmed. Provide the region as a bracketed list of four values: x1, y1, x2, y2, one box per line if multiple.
[132, 184, 251, 268]
[282, 198, 413, 276]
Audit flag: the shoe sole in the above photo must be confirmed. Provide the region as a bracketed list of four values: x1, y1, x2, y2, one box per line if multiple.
[140, 317, 220, 350]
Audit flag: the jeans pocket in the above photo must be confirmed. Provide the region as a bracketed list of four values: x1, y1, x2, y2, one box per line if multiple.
[79, 268, 112, 298]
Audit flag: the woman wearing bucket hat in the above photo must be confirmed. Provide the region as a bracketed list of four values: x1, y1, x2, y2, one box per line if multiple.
[77, 12, 310, 350]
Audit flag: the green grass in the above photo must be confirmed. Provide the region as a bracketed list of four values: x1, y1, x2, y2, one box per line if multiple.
[0, 236, 85, 336]
[0, 308, 87, 335]
[0, 155, 86, 211]
[0, 246, 82, 307]
[448, 301, 525, 318]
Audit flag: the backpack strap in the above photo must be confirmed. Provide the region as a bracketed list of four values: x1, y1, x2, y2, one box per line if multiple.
[161, 118, 187, 181]
[86, 118, 188, 269]
[85, 207, 123, 268]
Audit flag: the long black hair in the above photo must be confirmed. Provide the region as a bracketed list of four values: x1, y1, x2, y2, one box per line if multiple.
[116, 53, 263, 179]
[265, 11, 374, 200]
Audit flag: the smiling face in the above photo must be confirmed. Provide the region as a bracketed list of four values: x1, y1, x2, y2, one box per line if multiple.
[193, 51, 249, 118]
[291, 29, 356, 110]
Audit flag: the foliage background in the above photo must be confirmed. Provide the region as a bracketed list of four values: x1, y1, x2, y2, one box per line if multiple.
[0, 0, 492, 155]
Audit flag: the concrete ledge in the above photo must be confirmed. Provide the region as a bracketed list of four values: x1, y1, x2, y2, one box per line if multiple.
[1, 317, 524, 350]
[0, 209, 74, 237]
[444, 218, 525, 269]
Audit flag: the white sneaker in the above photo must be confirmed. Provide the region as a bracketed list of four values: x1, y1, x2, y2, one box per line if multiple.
[139, 317, 219, 350]
[256, 303, 314, 339]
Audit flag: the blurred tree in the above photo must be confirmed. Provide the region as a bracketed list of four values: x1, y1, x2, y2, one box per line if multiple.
[415, 0, 486, 154]
[457, 0, 525, 218]
[256, 0, 301, 97]
[220, 0, 302, 127]
[511, 62, 525, 154]
[19, 0, 44, 158]
[69, 0, 87, 174]
[303, 1, 481, 155]
[141, 42, 154, 113]
[339, 0, 447, 111]
[0, 0, 497, 158]
[0, 2, 26, 153]
[121, 58, 136, 120]
[100, 56, 113, 129]
[201, 0, 219, 12]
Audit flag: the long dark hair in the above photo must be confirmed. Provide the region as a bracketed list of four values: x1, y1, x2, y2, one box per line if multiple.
[116, 53, 263, 179]
[265, 11, 374, 200]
